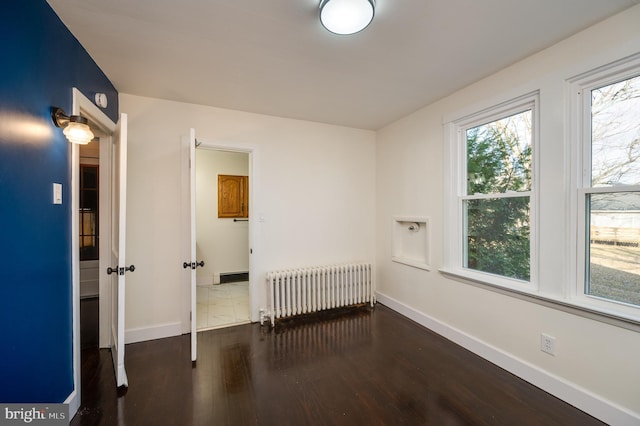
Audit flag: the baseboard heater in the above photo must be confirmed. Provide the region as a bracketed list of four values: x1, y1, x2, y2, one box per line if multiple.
[220, 271, 249, 283]
[265, 263, 374, 326]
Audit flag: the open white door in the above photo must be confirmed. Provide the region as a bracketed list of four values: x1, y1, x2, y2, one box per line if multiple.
[181, 128, 199, 362]
[189, 128, 197, 361]
[108, 113, 132, 387]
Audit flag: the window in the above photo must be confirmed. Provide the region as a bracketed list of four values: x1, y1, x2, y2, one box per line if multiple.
[79, 164, 98, 261]
[444, 92, 538, 290]
[442, 56, 640, 324]
[574, 61, 640, 312]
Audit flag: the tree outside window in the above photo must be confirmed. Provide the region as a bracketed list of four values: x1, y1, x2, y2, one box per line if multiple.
[464, 110, 533, 282]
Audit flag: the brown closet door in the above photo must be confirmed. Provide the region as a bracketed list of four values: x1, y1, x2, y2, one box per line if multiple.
[218, 175, 248, 218]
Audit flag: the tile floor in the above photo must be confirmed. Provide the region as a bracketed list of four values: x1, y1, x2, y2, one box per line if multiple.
[196, 281, 250, 331]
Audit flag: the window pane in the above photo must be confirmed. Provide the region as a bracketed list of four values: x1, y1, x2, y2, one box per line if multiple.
[466, 110, 532, 195]
[79, 164, 99, 261]
[464, 196, 530, 281]
[587, 192, 640, 306]
[591, 74, 640, 187]
[82, 166, 98, 189]
[81, 190, 97, 210]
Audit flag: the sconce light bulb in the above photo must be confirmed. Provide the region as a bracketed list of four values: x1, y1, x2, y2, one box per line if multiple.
[63, 119, 94, 145]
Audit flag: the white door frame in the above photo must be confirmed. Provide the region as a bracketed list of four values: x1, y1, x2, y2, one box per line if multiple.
[181, 139, 261, 339]
[67, 88, 116, 416]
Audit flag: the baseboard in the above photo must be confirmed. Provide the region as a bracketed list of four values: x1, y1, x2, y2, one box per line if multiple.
[125, 322, 183, 344]
[80, 282, 99, 299]
[375, 291, 640, 426]
[65, 389, 79, 420]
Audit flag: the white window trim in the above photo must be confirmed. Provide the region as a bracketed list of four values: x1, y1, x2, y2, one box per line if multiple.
[567, 52, 640, 323]
[440, 55, 640, 330]
[442, 91, 540, 294]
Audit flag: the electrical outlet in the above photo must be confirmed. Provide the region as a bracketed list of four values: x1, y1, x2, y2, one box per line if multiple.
[541, 333, 556, 356]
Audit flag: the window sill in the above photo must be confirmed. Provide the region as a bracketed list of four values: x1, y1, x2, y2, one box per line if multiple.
[439, 268, 640, 333]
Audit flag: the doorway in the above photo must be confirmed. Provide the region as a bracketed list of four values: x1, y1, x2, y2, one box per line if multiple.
[195, 148, 250, 331]
[79, 139, 101, 350]
[70, 88, 120, 416]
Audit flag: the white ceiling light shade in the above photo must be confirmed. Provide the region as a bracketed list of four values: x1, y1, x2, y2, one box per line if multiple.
[62, 118, 95, 145]
[51, 107, 95, 145]
[319, 0, 375, 35]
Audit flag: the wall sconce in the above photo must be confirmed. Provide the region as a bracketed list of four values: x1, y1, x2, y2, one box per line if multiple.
[51, 107, 94, 145]
[319, 0, 375, 35]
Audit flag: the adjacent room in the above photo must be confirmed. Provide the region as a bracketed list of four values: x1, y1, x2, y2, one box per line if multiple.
[2, 1, 639, 424]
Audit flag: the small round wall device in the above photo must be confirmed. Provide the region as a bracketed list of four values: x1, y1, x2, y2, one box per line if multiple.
[95, 93, 108, 108]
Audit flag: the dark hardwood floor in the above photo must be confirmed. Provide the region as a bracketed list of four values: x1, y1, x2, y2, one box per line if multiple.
[72, 302, 604, 425]
[80, 297, 99, 350]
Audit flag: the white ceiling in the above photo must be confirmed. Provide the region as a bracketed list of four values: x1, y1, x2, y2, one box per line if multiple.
[47, 0, 639, 130]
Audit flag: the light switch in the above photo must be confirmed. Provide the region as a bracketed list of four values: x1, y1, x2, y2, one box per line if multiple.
[53, 183, 62, 204]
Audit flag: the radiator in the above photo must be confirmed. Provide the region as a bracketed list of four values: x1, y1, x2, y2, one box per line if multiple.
[266, 263, 374, 326]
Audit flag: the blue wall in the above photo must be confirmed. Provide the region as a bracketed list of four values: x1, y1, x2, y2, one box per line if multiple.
[0, 0, 118, 402]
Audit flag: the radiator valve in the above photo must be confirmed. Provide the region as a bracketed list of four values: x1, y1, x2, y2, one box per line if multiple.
[259, 308, 269, 326]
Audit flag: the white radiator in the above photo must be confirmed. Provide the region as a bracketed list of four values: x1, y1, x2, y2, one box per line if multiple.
[266, 263, 374, 326]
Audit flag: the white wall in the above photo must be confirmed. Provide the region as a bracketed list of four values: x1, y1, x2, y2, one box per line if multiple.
[376, 6, 640, 424]
[120, 93, 375, 339]
[195, 149, 249, 284]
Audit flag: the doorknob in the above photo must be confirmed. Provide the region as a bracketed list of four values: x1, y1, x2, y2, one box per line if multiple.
[107, 265, 135, 275]
[183, 261, 205, 270]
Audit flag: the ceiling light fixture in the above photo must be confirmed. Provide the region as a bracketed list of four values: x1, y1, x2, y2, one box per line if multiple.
[51, 107, 95, 145]
[319, 0, 375, 35]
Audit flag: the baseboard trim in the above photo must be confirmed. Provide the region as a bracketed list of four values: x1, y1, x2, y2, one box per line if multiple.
[65, 389, 79, 420]
[125, 322, 183, 344]
[376, 291, 640, 426]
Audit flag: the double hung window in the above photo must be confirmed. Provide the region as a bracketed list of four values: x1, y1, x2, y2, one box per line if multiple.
[445, 93, 538, 290]
[444, 55, 640, 323]
[79, 164, 99, 261]
[574, 60, 640, 313]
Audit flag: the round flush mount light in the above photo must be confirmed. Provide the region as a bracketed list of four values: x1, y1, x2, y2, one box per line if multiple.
[319, 0, 375, 35]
